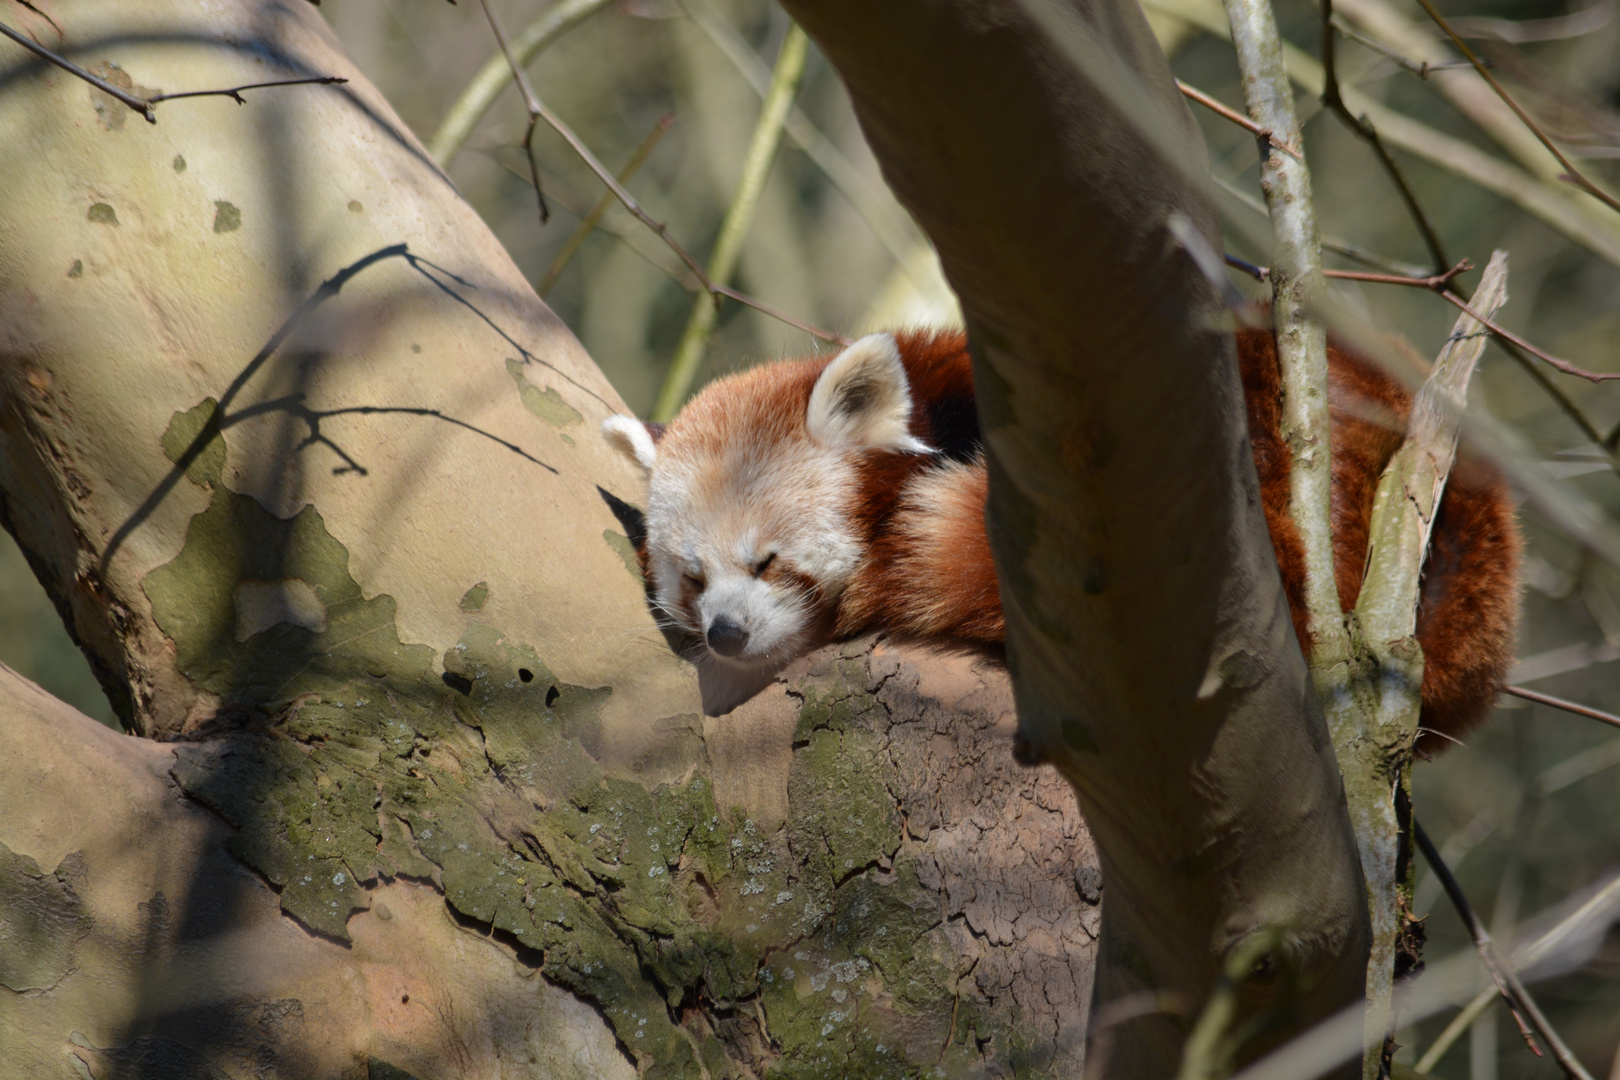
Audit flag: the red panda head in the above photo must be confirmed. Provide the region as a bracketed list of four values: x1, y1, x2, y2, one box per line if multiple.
[603, 333, 933, 690]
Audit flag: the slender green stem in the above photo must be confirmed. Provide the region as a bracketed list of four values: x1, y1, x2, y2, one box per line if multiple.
[681, 0, 923, 270]
[650, 24, 810, 421]
[1220, 0, 1340, 648]
[427, 0, 615, 167]
[1177, 930, 1289, 1080]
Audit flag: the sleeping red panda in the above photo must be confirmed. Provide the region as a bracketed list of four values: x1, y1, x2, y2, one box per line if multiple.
[602, 328, 1520, 744]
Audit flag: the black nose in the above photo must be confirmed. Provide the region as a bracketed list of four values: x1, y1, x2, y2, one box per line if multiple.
[706, 615, 749, 658]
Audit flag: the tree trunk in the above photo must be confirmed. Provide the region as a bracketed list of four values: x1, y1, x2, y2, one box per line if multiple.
[0, 2, 1101, 1077]
[772, 0, 1371, 1074]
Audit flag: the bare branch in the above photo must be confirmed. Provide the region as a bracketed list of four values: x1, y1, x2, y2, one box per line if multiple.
[1415, 820, 1598, 1080]
[1321, 0, 1451, 273]
[0, 20, 345, 124]
[1504, 685, 1620, 731]
[1330, 16, 1484, 79]
[493, 150, 848, 347]
[1176, 79, 1301, 160]
[1411, 0, 1620, 215]
[1228, 256, 1472, 291]
[538, 113, 673, 297]
[1343, 251, 1508, 1080]
[1227, 251, 1618, 392]
[1229, 864, 1620, 1080]
[477, 0, 550, 224]
[1145, 0, 1620, 268]
[709, 283, 849, 348]
[145, 77, 348, 107]
[1328, 262, 1472, 289]
[1359, 252, 1508, 645]
[1220, 0, 1342, 650]
[1415, 869, 1620, 1073]
[0, 18, 154, 118]
[1437, 290, 1620, 383]
[428, 0, 614, 166]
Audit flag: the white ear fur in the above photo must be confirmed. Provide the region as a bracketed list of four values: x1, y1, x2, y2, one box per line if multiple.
[806, 333, 934, 454]
[602, 415, 658, 471]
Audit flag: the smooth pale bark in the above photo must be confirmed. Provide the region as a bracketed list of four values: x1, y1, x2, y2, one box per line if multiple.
[0, 2, 1099, 1076]
[772, 0, 1370, 1073]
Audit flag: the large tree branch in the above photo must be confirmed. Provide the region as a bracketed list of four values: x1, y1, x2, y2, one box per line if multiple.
[0, 2, 1104, 1076]
[772, 0, 1369, 1073]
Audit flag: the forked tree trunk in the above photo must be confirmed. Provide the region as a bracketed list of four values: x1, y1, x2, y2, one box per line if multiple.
[774, 1, 1370, 1075]
[0, 0, 1368, 1077]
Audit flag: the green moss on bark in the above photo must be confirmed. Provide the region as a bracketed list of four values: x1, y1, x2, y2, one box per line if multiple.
[145, 401, 1059, 1077]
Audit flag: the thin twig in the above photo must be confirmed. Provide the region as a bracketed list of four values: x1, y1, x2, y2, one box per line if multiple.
[1504, 685, 1620, 730]
[1321, 0, 1451, 274]
[1438, 290, 1620, 383]
[427, 0, 614, 166]
[494, 150, 847, 346]
[527, 91, 718, 297]
[651, 23, 813, 420]
[146, 77, 349, 107]
[711, 284, 848, 347]
[1411, 0, 1620, 216]
[1215, 174, 1435, 278]
[1327, 261, 1472, 289]
[1448, 1, 1616, 47]
[1330, 17, 1483, 79]
[1416, 869, 1620, 1073]
[1414, 819, 1598, 1080]
[1147, 0, 1620, 268]
[1227, 252, 1619, 385]
[0, 21, 345, 124]
[1177, 79, 1301, 160]
[1499, 338, 1609, 450]
[477, 0, 550, 224]
[537, 112, 673, 297]
[0, 19, 152, 116]
[1226, 253, 1471, 290]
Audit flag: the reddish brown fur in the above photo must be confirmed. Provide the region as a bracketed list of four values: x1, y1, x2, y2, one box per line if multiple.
[647, 327, 1519, 747]
[834, 330, 1005, 649]
[842, 328, 1519, 747]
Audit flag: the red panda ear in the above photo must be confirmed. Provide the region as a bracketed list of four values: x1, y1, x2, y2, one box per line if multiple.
[602, 415, 659, 471]
[806, 333, 934, 454]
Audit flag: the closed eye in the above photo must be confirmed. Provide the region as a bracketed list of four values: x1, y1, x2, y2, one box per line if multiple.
[682, 571, 706, 591]
[752, 553, 776, 577]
